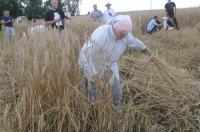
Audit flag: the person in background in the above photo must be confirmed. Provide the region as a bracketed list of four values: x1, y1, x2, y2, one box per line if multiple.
[62, 5, 71, 27]
[79, 15, 151, 113]
[16, 16, 22, 23]
[45, 0, 66, 31]
[90, 4, 103, 22]
[165, 0, 179, 30]
[1, 10, 15, 40]
[0, 16, 2, 31]
[103, 2, 117, 23]
[146, 16, 163, 34]
[163, 16, 175, 30]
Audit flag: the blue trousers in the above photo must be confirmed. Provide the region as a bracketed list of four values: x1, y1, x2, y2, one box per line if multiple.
[85, 77, 122, 107]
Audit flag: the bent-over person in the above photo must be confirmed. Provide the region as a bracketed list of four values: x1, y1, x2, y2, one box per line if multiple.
[79, 15, 151, 113]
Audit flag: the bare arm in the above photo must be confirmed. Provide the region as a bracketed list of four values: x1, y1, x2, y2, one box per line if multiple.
[165, 8, 167, 15]
[45, 18, 62, 27]
[45, 20, 54, 27]
[164, 4, 168, 15]
[156, 22, 163, 27]
[174, 5, 176, 16]
[1, 20, 5, 24]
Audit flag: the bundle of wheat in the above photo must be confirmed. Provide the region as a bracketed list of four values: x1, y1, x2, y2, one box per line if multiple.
[120, 56, 196, 113]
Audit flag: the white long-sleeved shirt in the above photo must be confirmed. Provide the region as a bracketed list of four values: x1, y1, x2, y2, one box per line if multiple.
[103, 8, 117, 23]
[79, 25, 146, 81]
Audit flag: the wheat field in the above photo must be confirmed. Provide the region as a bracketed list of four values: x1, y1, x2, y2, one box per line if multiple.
[0, 8, 200, 132]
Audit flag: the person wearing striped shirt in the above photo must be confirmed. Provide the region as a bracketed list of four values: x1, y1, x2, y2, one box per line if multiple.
[1, 10, 15, 40]
[79, 15, 151, 113]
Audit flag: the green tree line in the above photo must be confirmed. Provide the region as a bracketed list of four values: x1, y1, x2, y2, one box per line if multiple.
[0, 0, 81, 20]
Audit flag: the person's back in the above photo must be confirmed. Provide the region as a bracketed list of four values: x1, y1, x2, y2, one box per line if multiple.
[167, 18, 175, 30]
[147, 19, 156, 32]
[163, 17, 175, 30]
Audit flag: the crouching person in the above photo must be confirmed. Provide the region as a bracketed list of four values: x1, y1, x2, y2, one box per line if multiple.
[147, 16, 163, 34]
[163, 16, 176, 31]
[79, 15, 151, 113]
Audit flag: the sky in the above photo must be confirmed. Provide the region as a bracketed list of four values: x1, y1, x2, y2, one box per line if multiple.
[79, 0, 200, 14]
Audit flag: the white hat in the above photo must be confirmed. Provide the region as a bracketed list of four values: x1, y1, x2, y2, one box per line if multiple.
[105, 2, 112, 7]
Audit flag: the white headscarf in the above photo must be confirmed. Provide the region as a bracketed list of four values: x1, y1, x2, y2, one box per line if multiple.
[107, 15, 132, 32]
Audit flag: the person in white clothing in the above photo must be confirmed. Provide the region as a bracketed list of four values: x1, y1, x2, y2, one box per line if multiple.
[62, 5, 71, 27]
[103, 2, 117, 23]
[79, 15, 151, 113]
[163, 16, 175, 30]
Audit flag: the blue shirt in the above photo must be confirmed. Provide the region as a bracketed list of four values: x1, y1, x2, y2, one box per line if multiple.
[147, 19, 158, 32]
[3, 16, 13, 27]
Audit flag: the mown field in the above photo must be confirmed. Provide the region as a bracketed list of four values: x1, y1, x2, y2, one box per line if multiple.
[0, 7, 200, 132]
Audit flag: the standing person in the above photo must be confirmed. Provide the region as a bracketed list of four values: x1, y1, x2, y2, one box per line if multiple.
[146, 16, 163, 34]
[1, 10, 15, 40]
[79, 15, 151, 113]
[165, 0, 179, 29]
[103, 2, 117, 23]
[90, 4, 103, 22]
[62, 5, 71, 20]
[45, 0, 66, 31]
[0, 16, 2, 31]
[62, 5, 71, 27]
